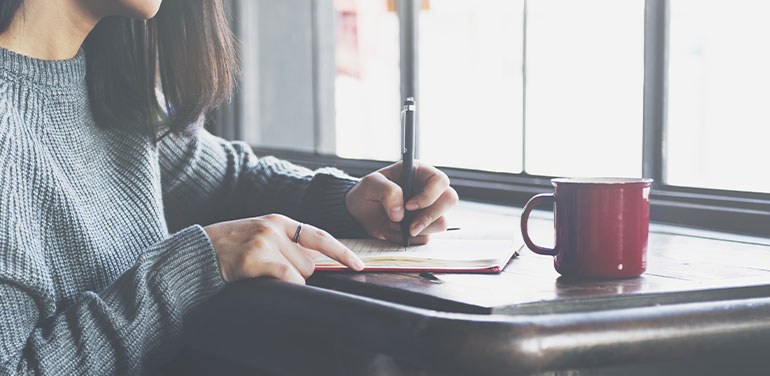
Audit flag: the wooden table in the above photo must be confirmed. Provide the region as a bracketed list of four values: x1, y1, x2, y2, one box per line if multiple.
[310, 201, 770, 315]
[176, 201, 770, 375]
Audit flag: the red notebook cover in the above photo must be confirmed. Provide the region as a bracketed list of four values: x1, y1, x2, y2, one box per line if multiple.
[315, 265, 503, 273]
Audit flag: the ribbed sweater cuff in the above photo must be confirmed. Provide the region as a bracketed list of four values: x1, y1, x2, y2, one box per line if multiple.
[298, 174, 368, 238]
[142, 225, 225, 311]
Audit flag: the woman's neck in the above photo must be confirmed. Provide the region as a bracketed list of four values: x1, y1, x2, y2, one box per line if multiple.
[0, 0, 101, 60]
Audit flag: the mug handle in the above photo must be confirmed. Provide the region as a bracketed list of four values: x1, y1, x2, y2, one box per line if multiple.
[520, 193, 558, 256]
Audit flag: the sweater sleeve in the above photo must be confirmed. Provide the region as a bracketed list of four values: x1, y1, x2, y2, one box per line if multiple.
[0, 226, 225, 375]
[158, 126, 367, 238]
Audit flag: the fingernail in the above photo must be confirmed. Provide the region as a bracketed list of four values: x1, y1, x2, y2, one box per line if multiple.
[411, 223, 425, 236]
[390, 207, 402, 218]
[406, 202, 419, 211]
[354, 258, 365, 270]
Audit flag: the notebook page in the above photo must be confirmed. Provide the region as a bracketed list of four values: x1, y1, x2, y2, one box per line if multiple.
[314, 238, 515, 265]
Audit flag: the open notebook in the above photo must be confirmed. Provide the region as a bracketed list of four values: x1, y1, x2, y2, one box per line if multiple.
[314, 238, 518, 273]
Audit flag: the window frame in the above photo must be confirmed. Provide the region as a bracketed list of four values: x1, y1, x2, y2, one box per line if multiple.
[230, 0, 770, 237]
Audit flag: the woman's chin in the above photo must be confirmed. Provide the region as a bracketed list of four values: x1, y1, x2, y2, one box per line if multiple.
[114, 0, 163, 20]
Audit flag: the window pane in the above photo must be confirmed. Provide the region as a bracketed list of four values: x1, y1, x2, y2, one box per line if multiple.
[667, 0, 770, 193]
[334, 0, 400, 161]
[418, 0, 524, 173]
[525, 0, 644, 177]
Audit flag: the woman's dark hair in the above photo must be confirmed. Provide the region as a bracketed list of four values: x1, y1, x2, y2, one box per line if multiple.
[0, 0, 238, 140]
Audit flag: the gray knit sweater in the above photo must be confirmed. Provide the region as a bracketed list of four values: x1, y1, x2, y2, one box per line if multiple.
[0, 47, 365, 374]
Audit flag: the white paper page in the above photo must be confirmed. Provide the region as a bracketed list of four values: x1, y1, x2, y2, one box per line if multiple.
[314, 238, 515, 266]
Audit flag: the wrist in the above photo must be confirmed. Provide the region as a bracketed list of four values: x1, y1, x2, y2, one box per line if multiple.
[298, 173, 367, 238]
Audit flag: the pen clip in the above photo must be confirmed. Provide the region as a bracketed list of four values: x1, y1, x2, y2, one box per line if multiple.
[401, 105, 407, 154]
[401, 97, 415, 155]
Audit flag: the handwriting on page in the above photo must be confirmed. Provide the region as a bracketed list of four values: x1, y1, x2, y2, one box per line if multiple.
[341, 238, 417, 257]
[338, 238, 510, 261]
[313, 238, 415, 266]
[314, 237, 516, 267]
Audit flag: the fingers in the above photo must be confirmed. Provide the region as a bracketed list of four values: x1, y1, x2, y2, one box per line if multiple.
[420, 216, 449, 235]
[405, 163, 450, 212]
[408, 187, 459, 236]
[277, 241, 316, 279]
[281, 218, 365, 271]
[380, 227, 430, 245]
[302, 248, 323, 260]
[389, 216, 449, 236]
[251, 256, 306, 285]
[360, 173, 404, 222]
[211, 214, 367, 285]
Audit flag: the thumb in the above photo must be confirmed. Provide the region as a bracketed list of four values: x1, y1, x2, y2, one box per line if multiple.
[362, 172, 405, 222]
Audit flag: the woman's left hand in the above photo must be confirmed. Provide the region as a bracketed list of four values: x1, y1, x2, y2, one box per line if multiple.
[345, 160, 458, 245]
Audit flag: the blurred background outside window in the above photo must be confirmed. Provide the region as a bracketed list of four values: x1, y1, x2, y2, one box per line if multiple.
[667, 0, 770, 193]
[237, 0, 770, 196]
[334, 0, 400, 161]
[525, 0, 643, 178]
[417, 0, 523, 173]
[334, 0, 643, 177]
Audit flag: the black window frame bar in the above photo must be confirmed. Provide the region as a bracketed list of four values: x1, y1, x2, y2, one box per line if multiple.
[247, 0, 770, 238]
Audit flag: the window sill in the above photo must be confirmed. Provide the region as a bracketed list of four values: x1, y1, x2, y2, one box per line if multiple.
[252, 146, 770, 238]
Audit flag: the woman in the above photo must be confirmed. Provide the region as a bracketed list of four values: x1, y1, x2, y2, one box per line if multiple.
[0, 0, 457, 373]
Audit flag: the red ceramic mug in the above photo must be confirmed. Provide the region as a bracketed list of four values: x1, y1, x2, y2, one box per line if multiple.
[520, 178, 653, 278]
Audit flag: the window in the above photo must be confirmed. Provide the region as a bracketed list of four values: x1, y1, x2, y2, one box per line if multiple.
[332, 0, 645, 178]
[232, 0, 770, 236]
[526, 0, 644, 178]
[334, 0, 400, 161]
[667, 0, 770, 193]
[418, 0, 524, 173]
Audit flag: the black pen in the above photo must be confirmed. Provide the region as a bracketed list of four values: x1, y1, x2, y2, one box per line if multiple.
[400, 97, 416, 248]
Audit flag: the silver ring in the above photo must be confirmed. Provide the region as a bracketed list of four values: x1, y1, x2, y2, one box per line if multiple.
[293, 223, 303, 243]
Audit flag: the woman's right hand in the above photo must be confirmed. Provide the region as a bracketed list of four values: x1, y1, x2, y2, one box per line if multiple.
[203, 214, 365, 284]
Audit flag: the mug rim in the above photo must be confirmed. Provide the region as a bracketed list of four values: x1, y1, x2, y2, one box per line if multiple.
[551, 177, 654, 185]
